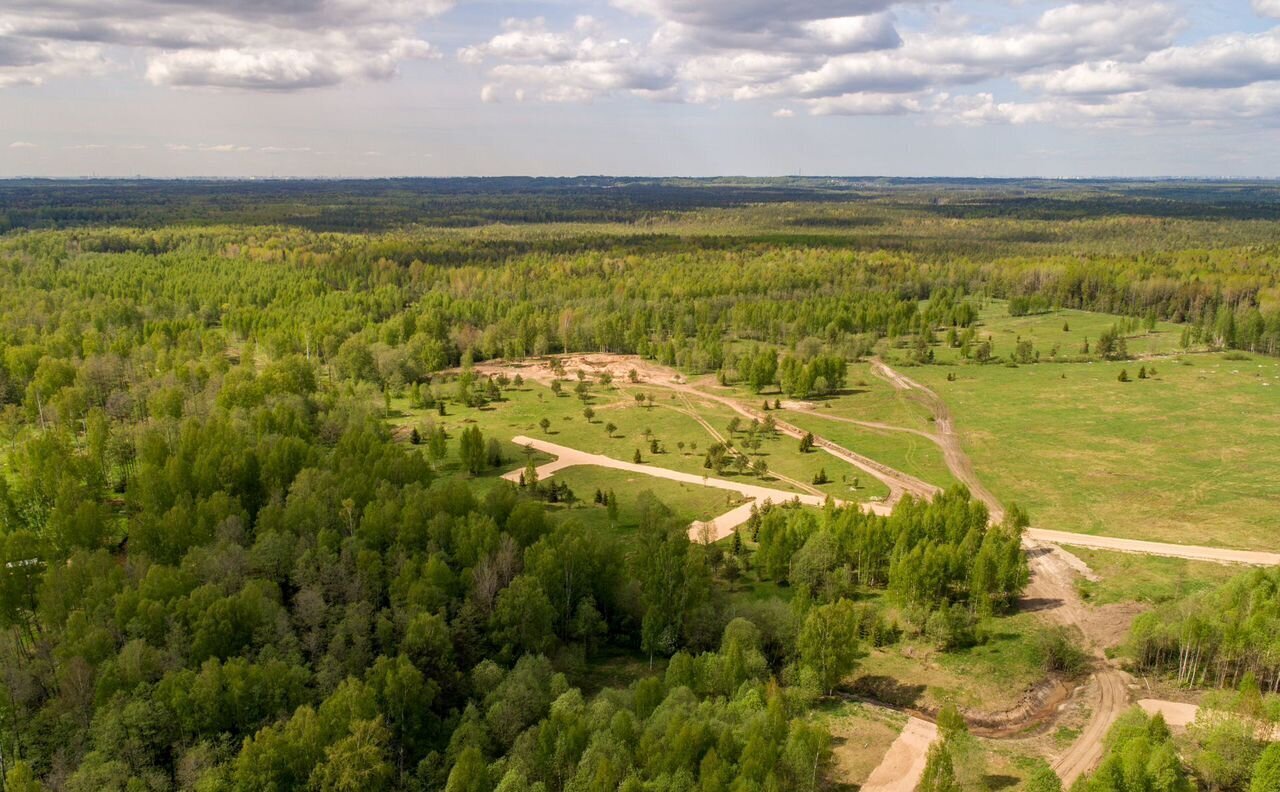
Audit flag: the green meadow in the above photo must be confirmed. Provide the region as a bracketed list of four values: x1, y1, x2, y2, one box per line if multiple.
[901, 352, 1280, 550]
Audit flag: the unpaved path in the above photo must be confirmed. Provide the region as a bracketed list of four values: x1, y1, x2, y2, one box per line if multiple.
[869, 359, 1005, 521]
[872, 358, 1134, 785]
[469, 354, 936, 509]
[658, 391, 826, 498]
[862, 717, 940, 792]
[671, 380, 938, 509]
[502, 436, 888, 542]
[1030, 530, 1280, 566]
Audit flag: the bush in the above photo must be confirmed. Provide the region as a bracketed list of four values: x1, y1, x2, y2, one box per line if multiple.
[1036, 627, 1089, 676]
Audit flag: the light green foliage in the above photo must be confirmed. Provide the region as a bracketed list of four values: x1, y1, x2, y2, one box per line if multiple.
[1072, 709, 1192, 792]
[798, 599, 865, 694]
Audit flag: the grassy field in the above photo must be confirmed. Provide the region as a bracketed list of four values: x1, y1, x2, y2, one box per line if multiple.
[390, 381, 817, 489]
[781, 410, 959, 490]
[391, 378, 901, 505]
[920, 299, 1188, 365]
[893, 351, 1280, 550]
[538, 464, 749, 536]
[676, 391, 893, 502]
[852, 610, 1051, 712]
[1066, 546, 1242, 606]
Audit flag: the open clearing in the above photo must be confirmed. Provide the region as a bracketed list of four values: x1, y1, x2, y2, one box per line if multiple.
[538, 465, 751, 536]
[1067, 546, 1242, 606]
[503, 435, 880, 542]
[900, 352, 1280, 550]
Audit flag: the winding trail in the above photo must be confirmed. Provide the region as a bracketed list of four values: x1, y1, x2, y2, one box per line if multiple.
[657, 391, 827, 499]
[666, 381, 940, 510]
[867, 359, 1005, 521]
[477, 353, 1280, 786]
[502, 435, 890, 543]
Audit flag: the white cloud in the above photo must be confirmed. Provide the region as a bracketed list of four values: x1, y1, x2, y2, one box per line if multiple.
[1254, 0, 1280, 19]
[1018, 61, 1146, 96]
[8, 141, 38, 148]
[465, 18, 676, 102]
[804, 92, 924, 116]
[0, 0, 448, 91]
[772, 108, 794, 118]
[165, 142, 253, 152]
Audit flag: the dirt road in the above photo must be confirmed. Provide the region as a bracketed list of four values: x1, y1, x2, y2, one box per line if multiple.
[469, 354, 937, 509]
[862, 718, 940, 792]
[1029, 530, 1280, 566]
[502, 436, 889, 542]
[869, 359, 1005, 521]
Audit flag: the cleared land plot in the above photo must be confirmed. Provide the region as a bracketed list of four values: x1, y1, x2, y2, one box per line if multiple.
[853, 611, 1051, 713]
[390, 382, 814, 495]
[898, 353, 1280, 551]
[781, 411, 959, 491]
[672, 390, 893, 502]
[538, 465, 749, 537]
[1066, 546, 1241, 606]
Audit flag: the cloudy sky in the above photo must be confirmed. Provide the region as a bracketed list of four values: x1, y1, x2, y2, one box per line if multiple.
[2, 0, 1279, 177]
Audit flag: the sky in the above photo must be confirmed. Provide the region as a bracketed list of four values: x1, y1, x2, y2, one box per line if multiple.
[2, 0, 1280, 178]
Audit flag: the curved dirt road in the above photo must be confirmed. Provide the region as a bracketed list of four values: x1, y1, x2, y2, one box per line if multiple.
[502, 436, 888, 543]
[671, 383, 940, 509]
[868, 359, 1005, 521]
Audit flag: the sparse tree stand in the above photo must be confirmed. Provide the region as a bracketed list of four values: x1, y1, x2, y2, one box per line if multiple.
[539, 417, 552, 433]
[633, 448, 643, 464]
[799, 432, 815, 453]
[523, 458, 538, 489]
[582, 406, 594, 422]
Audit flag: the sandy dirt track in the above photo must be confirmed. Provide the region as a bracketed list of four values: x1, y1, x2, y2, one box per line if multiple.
[502, 436, 891, 542]
[1029, 529, 1280, 566]
[861, 718, 940, 792]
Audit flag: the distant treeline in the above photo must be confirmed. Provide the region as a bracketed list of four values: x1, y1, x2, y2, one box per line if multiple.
[3, 177, 1280, 232]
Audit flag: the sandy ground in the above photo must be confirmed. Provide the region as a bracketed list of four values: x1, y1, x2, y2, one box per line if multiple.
[861, 717, 940, 792]
[1137, 699, 1280, 738]
[1138, 699, 1201, 727]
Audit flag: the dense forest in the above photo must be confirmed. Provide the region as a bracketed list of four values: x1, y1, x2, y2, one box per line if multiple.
[1, 180, 1279, 790]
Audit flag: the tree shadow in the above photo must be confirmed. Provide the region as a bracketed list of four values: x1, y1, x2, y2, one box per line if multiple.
[849, 675, 926, 708]
[984, 775, 1020, 790]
